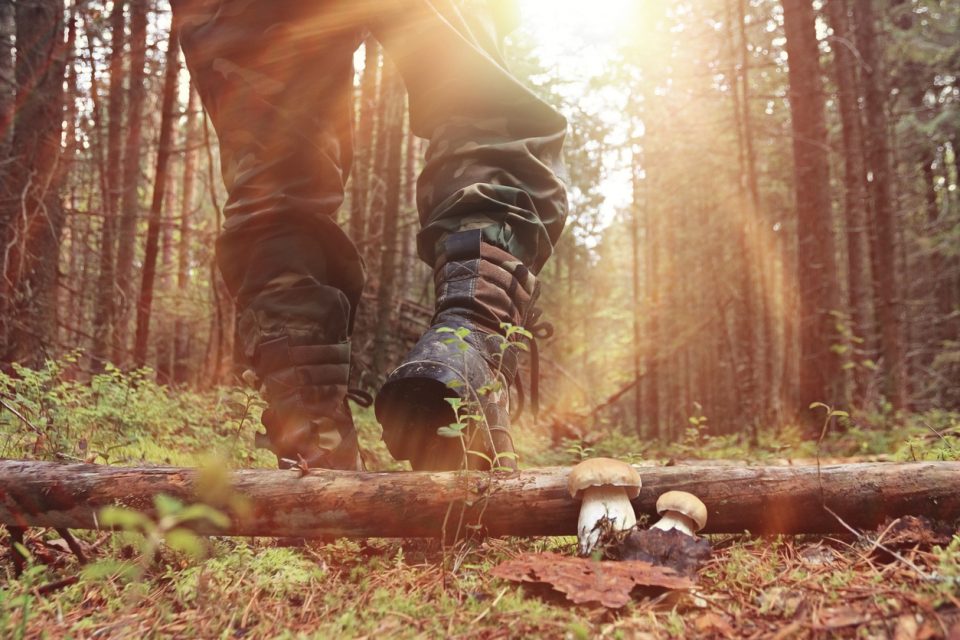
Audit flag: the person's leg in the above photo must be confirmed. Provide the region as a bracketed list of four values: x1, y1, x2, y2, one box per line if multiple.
[370, 1, 569, 470]
[173, 0, 365, 469]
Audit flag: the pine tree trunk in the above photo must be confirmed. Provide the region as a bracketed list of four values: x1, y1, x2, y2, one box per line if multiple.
[133, 23, 181, 369]
[630, 142, 643, 438]
[0, 0, 67, 365]
[782, 0, 845, 422]
[399, 113, 417, 296]
[0, 0, 14, 162]
[371, 65, 406, 375]
[643, 147, 660, 439]
[89, 0, 126, 371]
[113, 0, 149, 366]
[854, 0, 908, 409]
[826, 0, 874, 404]
[349, 39, 380, 245]
[174, 89, 198, 386]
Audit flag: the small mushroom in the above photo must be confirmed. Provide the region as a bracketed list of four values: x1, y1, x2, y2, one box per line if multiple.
[568, 458, 642, 555]
[650, 491, 707, 537]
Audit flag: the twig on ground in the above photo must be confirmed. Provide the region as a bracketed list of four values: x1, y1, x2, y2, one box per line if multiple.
[822, 505, 934, 582]
[55, 527, 88, 564]
[0, 396, 43, 435]
[35, 575, 80, 595]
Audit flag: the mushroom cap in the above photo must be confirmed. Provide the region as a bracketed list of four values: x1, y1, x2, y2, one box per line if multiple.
[655, 490, 708, 531]
[567, 458, 642, 499]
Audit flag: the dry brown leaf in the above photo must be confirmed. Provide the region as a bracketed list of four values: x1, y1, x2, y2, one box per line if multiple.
[892, 613, 919, 640]
[694, 612, 735, 635]
[817, 605, 870, 629]
[491, 552, 694, 609]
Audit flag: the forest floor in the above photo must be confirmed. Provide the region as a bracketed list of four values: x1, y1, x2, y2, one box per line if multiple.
[1, 361, 959, 638]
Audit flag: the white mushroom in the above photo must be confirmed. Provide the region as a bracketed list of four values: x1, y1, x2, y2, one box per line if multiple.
[650, 490, 707, 537]
[568, 458, 642, 556]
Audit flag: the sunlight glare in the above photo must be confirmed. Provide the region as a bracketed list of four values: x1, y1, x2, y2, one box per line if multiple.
[519, 0, 634, 59]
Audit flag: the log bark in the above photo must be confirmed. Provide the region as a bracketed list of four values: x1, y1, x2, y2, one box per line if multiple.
[0, 461, 958, 538]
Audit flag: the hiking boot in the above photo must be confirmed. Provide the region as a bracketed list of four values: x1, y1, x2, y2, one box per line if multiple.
[247, 289, 365, 471]
[375, 230, 540, 471]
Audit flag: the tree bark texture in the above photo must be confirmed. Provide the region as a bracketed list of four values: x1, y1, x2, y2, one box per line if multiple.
[0, 0, 15, 161]
[89, 0, 127, 371]
[133, 23, 181, 368]
[0, 461, 957, 537]
[854, 0, 907, 409]
[112, 0, 149, 365]
[825, 0, 874, 402]
[371, 63, 406, 375]
[0, 0, 67, 365]
[349, 38, 380, 243]
[782, 0, 846, 420]
[174, 88, 198, 385]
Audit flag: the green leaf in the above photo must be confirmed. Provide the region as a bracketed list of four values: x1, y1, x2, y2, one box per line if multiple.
[99, 506, 151, 531]
[81, 559, 139, 581]
[154, 494, 184, 518]
[12, 542, 32, 564]
[175, 504, 230, 529]
[437, 425, 465, 439]
[467, 450, 493, 466]
[164, 529, 205, 558]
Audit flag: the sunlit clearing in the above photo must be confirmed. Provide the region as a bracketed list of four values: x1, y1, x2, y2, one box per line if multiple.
[519, 0, 634, 51]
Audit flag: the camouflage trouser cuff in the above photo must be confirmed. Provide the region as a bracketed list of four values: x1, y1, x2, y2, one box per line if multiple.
[236, 282, 353, 364]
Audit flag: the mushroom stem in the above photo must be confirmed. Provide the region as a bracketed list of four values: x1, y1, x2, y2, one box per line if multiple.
[650, 511, 698, 537]
[576, 486, 637, 555]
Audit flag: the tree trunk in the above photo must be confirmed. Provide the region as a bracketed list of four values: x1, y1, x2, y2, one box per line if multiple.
[630, 140, 643, 437]
[782, 0, 846, 421]
[0, 0, 14, 162]
[399, 112, 417, 295]
[1, 460, 957, 537]
[0, 0, 67, 365]
[349, 38, 380, 244]
[112, 0, 149, 366]
[371, 64, 406, 375]
[854, 0, 907, 409]
[826, 0, 873, 404]
[174, 88, 198, 386]
[89, 0, 126, 371]
[133, 23, 181, 369]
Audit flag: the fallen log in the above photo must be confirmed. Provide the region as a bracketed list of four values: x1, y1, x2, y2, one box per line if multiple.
[0, 460, 957, 537]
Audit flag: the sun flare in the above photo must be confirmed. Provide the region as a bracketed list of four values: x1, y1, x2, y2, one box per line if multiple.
[518, 0, 635, 48]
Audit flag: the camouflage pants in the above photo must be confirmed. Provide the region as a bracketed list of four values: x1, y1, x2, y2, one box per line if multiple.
[172, 0, 568, 356]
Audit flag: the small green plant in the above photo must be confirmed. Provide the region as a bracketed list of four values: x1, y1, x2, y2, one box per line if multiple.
[87, 495, 229, 582]
[564, 440, 596, 461]
[0, 545, 45, 640]
[435, 323, 530, 471]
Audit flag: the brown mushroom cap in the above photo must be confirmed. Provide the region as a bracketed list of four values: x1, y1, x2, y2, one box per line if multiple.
[655, 490, 708, 531]
[567, 458, 642, 499]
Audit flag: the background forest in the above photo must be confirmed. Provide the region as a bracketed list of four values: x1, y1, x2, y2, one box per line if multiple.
[1, 2, 960, 637]
[1, 0, 958, 444]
